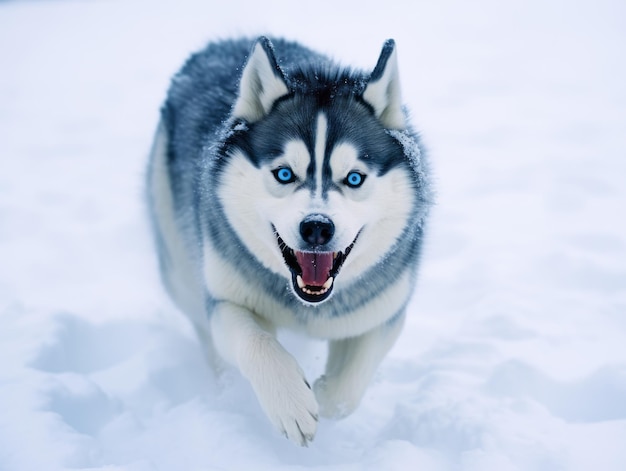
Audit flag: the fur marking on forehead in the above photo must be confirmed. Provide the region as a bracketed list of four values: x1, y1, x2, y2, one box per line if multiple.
[313, 113, 328, 197]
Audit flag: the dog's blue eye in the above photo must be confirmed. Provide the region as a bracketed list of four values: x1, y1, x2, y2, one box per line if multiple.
[344, 171, 366, 188]
[273, 167, 296, 184]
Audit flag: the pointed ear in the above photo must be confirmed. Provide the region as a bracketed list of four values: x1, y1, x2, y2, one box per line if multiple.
[362, 39, 406, 130]
[232, 37, 290, 122]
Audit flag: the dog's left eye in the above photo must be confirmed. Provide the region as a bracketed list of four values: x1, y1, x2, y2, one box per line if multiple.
[272, 167, 296, 184]
[344, 171, 366, 188]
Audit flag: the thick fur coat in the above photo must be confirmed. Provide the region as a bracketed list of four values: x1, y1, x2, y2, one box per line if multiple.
[147, 37, 431, 445]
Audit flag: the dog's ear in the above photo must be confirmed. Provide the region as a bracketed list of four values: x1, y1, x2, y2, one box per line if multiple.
[232, 37, 290, 122]
[363, 40, 405, 130]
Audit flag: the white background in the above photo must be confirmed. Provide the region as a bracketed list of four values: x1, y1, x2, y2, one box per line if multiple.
[1, 0, 625, 469]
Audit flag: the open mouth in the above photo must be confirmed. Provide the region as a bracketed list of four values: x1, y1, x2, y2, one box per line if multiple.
[274, 229, 357, 303]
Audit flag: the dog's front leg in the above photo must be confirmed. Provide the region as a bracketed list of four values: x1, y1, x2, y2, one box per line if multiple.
[314, 313, 405, 419]
[210, 302, 318, 445]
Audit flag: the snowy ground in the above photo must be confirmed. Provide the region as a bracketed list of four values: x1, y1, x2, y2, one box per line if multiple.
[1, 0, 625, 469]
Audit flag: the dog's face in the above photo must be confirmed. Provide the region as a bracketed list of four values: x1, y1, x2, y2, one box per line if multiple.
[217, 38, 416, 304]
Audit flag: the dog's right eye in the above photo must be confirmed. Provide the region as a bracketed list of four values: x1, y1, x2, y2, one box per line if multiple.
[272, 167, 296, 184]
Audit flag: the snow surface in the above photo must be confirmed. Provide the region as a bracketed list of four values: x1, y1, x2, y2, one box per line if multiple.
[1, 0, 626, 469]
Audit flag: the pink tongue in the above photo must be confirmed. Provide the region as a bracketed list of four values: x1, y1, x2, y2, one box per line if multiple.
[295, 251, 333, 287]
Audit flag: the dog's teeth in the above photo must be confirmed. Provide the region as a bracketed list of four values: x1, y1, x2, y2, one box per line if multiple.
[296, 275, 334, 296]
[322, 277, 334, 290]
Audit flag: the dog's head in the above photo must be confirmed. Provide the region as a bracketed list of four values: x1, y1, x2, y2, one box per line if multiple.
[217, 37, 423, 304]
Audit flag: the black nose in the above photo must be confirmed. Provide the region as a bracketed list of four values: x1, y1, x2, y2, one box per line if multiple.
[300, 214, 335, 246]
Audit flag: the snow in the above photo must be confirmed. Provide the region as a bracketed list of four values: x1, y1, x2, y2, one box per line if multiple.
[1, 0, 625, 469]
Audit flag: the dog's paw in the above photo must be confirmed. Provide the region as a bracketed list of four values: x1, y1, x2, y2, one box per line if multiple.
[271, 376, 319, 447]
[313, 375, 361, 419]
[242, 336, 318, 445]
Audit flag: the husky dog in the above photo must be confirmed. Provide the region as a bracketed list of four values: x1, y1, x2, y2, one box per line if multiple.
[147, 37, 431, 445]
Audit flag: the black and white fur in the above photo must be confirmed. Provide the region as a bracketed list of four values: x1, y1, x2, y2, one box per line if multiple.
[147, 37, 431, 446]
